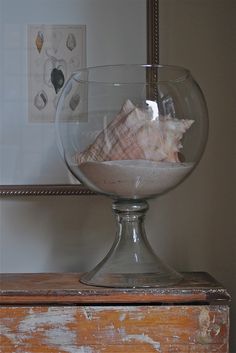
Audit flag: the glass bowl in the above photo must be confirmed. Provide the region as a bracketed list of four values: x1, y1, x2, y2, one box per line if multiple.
[56, 64, 208, 287]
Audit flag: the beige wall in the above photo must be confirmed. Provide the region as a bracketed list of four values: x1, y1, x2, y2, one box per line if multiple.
[0, 0, 235, 350]
[159, 0, 236, 348]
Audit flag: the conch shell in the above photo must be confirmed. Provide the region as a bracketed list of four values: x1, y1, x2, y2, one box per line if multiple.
[75, 100, 194, 164]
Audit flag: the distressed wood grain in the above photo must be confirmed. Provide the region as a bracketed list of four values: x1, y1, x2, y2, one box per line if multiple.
[0, 272, 230, 304]
[0, 273, 230, 352]
[0, 305, 229, 353]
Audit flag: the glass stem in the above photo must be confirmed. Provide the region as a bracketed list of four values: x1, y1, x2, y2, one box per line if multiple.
[80, 199, 182, 287]
[111, 200, 157, 270]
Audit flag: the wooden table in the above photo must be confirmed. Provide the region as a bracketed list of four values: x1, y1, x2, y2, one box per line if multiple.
[0, 272, 231, 353]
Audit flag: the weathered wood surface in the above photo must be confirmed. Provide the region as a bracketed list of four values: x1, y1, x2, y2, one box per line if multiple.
[0, 272, 231, 304]
[0, 305, 229, 353]
[0, 273, 230, 352]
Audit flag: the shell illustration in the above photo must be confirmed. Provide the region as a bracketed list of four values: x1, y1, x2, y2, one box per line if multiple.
[75, 100, 194, 165]
[51, 67, 65, 94]
[69, 92, 80, 111]
[34, 90, 48, 110]
[66, 33, 76, 51]
[44, 56, 67, 88]
[35, 31, 44, 53]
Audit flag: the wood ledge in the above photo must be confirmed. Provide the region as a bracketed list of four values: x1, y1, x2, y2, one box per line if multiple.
[0, 272, 231, 305]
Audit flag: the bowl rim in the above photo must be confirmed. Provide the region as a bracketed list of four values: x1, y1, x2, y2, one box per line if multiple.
[71, 64, 191, 85]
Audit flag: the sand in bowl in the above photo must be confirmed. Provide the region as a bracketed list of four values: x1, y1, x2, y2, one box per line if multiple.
[75, 100, 195, 198]
[79, 159, 194, 199]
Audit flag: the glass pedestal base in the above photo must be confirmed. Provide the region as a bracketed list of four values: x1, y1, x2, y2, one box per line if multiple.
[80, 200, 182, 288]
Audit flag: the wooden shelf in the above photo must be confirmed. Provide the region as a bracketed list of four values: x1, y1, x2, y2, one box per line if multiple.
[0, 272, 231, 353]
[0, 272, 230, 305]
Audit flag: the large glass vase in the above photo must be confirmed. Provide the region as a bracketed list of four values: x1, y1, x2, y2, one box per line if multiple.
[56, 64, 208, 287]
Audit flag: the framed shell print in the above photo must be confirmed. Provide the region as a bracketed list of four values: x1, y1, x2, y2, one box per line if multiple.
[0, 0, 159, 196]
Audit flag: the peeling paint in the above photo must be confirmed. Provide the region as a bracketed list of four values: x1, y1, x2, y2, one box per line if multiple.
[211, 323, 221, 336]
[129, 311, 145, 320]
[0, 305, 229, 352]
[16, 308, 86, 353]
[19, 307, 75, 333]
[1, 308, 97, 353]
[44, 327, 77, 346]
[102, 323, 117, 340]
[199, 308, 211, 332]
[55, 346, 95, 353]
[0, 324, 20, 345]
[123, 333, 162, 352]
[119, 313, 126, 321]
[83, 307, 93, 321]
[197, 308, 212, 344]
[117, 327, 126, 336]
[173, 335, 180, 340]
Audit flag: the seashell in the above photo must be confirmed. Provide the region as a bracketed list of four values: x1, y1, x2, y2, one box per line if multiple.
[51, 67, 65, 94]
[69, 92, 80, 111]
[75, 100, 194, 164]
[34, 90, 48, 110]
[35, 31, 44, 53]
[44, 56, 67, 89]
[66, 33, 76, 51]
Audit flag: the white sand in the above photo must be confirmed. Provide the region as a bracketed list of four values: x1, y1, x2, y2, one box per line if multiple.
[78, 159, 194, 199]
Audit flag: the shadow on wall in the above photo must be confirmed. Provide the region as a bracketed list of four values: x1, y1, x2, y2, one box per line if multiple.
[46, 196, 115, 272]
[0, 195, 114, 273]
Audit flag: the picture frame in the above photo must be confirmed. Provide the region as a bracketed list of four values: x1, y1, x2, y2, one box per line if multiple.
[0, 0, 159, 196]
